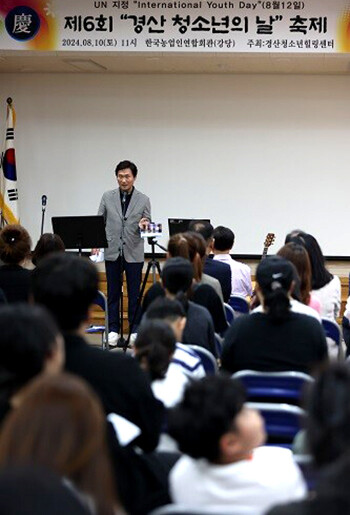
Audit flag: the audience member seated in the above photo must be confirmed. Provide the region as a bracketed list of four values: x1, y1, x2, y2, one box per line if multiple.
[32, 232, 65, 266]
[188, 219, 232, 302]
[0, 224, 32, 302]
[268, 363, 350, 515]
[168, 232, 227, 334]
[168, 375, 306, 514]
[0, 373, 120, 515]
[146, 297, 205, 379]
[31, 253, 164, 452]
[184, 231, 224, 301]
[221, 256, 328, 375]
[298, 363, 350, 466]
[143, 257, 217, 357]
[212, 225, 253, 298]
[253, 243, 320, 322]
[0, 304, 64, 425]
[286, 230, 340, 322]
[134, 320, 189, 408]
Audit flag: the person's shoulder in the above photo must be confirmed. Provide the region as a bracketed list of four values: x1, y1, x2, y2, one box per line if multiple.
[188, 300, 212, 319]
[171, 454, 199, 479]
[290, 300, 321, 322]
[289, 311, 324, 332]
[102, 188, 118, 199]
[207, 257, 230, 270]
[237, 260, 251, 273]
[134, 188, 150, 201]
[254, 445, 294, 463]
[70, 337, 140, 369]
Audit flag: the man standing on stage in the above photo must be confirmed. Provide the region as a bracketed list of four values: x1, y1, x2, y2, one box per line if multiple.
[98, 160, 151, 346]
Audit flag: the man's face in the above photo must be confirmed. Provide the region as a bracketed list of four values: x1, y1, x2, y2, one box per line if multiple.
[117, 168, 136, 192]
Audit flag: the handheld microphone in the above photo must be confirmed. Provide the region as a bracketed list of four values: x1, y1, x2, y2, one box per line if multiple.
[41, 195, 47, 208]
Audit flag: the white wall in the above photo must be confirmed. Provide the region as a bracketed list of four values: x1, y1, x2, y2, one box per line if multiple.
[0, 72, 349, 256]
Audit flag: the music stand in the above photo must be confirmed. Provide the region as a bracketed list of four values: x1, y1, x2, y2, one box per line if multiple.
[168, 218, 211, 236]
[52, 216, 108, 255]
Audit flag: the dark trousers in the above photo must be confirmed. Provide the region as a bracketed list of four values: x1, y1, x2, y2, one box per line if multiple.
[105, 257, 143, 333]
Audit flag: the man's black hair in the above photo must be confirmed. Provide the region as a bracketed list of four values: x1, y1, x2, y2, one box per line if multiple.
[31, 253, 99, 332]
[0, 304, 60, 398]
[115, 160, 138, 178]
[187, 220, 214, 243]
[168, 375, 246, 462]
[146, 297, 186, 322]
[161, 257, 193, 295]
[213, 226, 235, 251]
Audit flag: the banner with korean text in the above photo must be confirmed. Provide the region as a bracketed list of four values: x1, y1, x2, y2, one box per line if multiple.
[1, 0, 350, 52]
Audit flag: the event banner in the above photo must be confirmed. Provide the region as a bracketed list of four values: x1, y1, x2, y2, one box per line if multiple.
[1, 0, 350, 52]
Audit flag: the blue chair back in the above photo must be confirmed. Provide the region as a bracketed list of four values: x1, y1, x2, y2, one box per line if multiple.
[214, 333, 223, 358]
[223, 303, 235, 325]
[247, 401, 305, 443]
[187, 345, 218, 375]
[232, 370, 313, 403]
[228, 295, 250, 315]
[322, 318, 341, 346]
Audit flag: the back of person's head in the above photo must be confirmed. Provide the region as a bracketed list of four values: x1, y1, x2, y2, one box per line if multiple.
[187, 220, 214, 244]
[115, 160, 138, 177]
[134, 320, 176, 381]
[0, 224, 31, 265]
[212, 226, 235, 252]
[146, 296, 186, 322]
[285, 229, 307, 244]
[146, 297, 186, 343]
[161, 257, 193, 296]
[256, 256, 294, 324]
[183, 232, 206, 281]
[0, 304, 63, 402]
[302, 233, 333, 290]
[168, 375, 265, 462]
[31, 253, 99, 332]
[32, 233, 65, 266]
[0, 466, 90, 515]
[307, 363, 350, 468]
[0, 373, 117, 515]
[277, 242, 312, 305]
[167, 233, 191, 261]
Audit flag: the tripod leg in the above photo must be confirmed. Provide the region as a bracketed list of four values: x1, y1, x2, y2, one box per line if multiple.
[125, 261, 153, 350]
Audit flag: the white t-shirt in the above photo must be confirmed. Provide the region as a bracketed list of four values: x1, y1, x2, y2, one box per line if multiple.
[170, 446, 306, 515]
[152, 365, 189, 408]
[213, 254, 253, 298]
[311, 275, 341, 322]
[252, 298, 321, 323]
[172, 343, 206, 379]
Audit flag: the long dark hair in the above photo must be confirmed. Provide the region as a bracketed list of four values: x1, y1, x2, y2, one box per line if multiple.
[134, 320, 176, 381]
[0, 373, 118, 515]
[302, 233, 333, 290]
[307, 364, 350, 468]
[256, 256, 293, 324]
[32, 233, 65, 266]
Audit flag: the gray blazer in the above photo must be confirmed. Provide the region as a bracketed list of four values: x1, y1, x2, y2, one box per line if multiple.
[98, 188, 151, 262]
